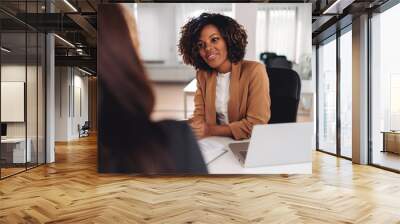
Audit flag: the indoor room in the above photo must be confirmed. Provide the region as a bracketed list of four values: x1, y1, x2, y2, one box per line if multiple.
[130, 3, 314, 124]
[1, 1, 400, 223]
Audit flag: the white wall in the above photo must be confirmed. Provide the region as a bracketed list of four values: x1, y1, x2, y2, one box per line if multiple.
[137, 4, 173, 62]
[55, 67, 69, 141]
[130, 3, 311, 82]
[234, 3, 257, 61]
[134, 3, 234, 82]
[1, 64, 46, 163]
[1, 65, 40, 137]
[55, 67, 89, 141]
[146, 64, 196, 82]
[1, 65, 26, 139]
[72, 73, 89, 138]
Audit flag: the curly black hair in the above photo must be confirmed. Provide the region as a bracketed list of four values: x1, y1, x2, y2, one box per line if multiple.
[178, 13, 248, 71]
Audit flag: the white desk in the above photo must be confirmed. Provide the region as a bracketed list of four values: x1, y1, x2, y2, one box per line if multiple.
[183, 78, 197, 119]
[203, 136, 312, 174]
[1, 138, 31, 163]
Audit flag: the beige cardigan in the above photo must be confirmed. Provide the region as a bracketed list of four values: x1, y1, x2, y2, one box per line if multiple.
[192, 60, 271, 140]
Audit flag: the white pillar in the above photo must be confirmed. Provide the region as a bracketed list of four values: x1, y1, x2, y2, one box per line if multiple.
[46, 33, 55, 163]
[45, 1, 56, 163]
[352, 14, 369, 164]
[234, 3, 258, 60]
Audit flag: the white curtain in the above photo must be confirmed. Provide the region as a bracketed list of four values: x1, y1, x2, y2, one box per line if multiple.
[256, 6, 297, 62]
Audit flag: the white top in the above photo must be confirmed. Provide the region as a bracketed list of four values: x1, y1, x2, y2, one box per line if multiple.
[215, 72, 231, 124]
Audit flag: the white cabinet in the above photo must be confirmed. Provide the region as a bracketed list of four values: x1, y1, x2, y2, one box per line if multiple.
[1, 138, 32, 163]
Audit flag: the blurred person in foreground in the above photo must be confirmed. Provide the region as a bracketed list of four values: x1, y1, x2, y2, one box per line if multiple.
[98, 4, 207, 174]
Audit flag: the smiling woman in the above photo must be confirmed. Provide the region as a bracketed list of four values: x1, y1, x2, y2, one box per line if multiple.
[197, 24, 231, 73]
[178, 13, 271, 140]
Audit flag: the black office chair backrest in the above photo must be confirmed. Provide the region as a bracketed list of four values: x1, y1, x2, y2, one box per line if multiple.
[267, 56, 293, 70]
[260, 52, 292, 70]
[82, 121, 90, 130]
[260, 52, 277, 64]
[266, 67, 301, 124]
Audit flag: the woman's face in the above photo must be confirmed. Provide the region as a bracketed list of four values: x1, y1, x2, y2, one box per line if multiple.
[197, 24, 230, 72]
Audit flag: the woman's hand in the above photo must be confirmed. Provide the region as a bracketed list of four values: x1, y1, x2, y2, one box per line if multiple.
[189, 120, 209, 139]
[188, 119, 233, 139]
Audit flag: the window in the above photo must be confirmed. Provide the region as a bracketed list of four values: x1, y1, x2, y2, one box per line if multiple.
[256, 6, 297, 62]
[256, 4, 312, 80]
[371, 3, 400, 171]
[317, 37, 337, 155]
[0, 1, 46, 179]
[339, 28, 352, 158]
[390, 75, 400, 130]
[316, 26, 352, 159]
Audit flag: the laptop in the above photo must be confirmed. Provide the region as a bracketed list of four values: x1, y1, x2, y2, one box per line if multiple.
[229, 122, 314, 168]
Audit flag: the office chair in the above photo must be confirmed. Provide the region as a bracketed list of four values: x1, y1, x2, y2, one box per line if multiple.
[260, 52, 277, 64]
[79, 121, 90, 138]
[266, 67, 301, 124]
[267, 56, 293, 69]
[260, 52, 293, 70]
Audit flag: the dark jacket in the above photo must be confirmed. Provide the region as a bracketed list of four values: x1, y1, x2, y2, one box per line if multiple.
[99, 120, 208, 174]
[156, 120, 208, 174]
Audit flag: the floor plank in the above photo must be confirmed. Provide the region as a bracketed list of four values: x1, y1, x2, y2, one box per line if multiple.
[1, 135, 400, 223]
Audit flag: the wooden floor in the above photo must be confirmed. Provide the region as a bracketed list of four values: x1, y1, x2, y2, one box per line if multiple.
[0, 135, 400, 223]
[373, 151, 400, 171]
[1, 167, 26, 178]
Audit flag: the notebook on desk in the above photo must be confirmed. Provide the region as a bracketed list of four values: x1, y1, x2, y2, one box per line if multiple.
[198, 138, 227, 164]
